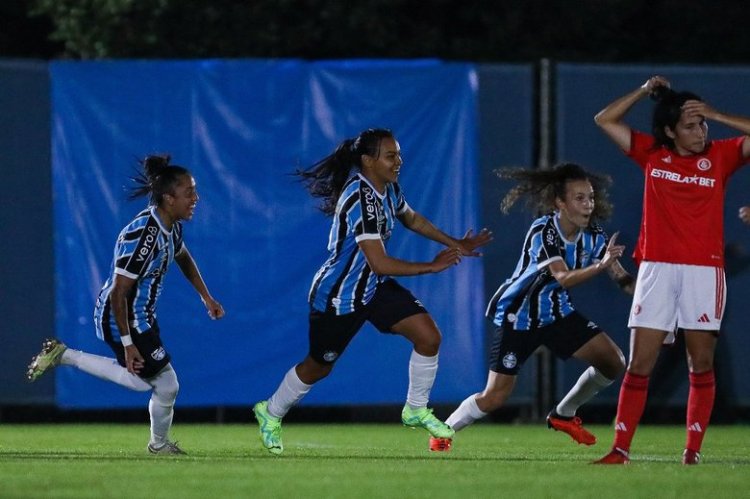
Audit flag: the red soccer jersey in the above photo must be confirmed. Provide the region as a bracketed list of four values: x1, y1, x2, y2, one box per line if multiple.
[627, 130, 747, 267]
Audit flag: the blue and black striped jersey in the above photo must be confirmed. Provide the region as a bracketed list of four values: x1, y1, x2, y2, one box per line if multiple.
[486, 213, 608, 330]
[309, 174, 409, 314]
[94, 206, 184, 341]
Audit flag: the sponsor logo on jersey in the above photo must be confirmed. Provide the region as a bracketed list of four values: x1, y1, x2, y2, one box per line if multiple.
[151, 347, 166, 361]
[661, 156, 672, 163]
[502, 352, 517, 369]
[136, 225, 160, 262]
[650, 168, 715, 187]
[696, 158, 712, 171]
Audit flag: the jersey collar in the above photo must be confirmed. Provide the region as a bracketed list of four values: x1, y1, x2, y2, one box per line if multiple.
[150, 205, 173, 235]
[357, 173, 386, 199]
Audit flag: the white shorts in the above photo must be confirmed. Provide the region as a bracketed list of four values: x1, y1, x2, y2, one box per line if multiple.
[628, 261, 725, 333]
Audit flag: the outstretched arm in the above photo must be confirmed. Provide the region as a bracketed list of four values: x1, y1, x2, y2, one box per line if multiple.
[398, 207, 492, 256]
[358, 238, 462, 277]
[175, 246, 225, 320]
[594, 75, 670, 152]
[546, 232, 626, 289]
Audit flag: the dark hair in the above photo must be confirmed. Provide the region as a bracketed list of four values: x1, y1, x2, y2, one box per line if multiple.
[295, 128, 395, 216]
[496, 162, 613, 222]
[129, 154, 191, 205]
[651, 86, 703, 150]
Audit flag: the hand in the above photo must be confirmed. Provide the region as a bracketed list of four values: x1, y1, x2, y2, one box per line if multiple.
[740, 206, 750, 225]
[430, 247, 462, 273]
[203, 295, 225, 319]
[124, 344, 144, 375]
[641, 75, 670, 96]
[681, 99, 717, 121]
[456, 228, 493, 256]
[599, 231, 625, 269]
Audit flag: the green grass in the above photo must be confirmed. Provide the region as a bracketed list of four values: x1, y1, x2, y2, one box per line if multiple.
[1, 423, 749, 498]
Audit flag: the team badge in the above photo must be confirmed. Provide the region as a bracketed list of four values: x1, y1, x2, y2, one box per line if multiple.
[696, 158, 712, 171]
[151, 347, 166, 361]
[323, 351, 338, 362]
[502, 353, 517, 369]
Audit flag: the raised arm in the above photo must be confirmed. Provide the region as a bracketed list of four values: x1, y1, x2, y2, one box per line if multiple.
[681, 100, 750, 159]
[594, 75, 670, 152]
[398, 206, 492, 256]
[175, 246, 225, 320]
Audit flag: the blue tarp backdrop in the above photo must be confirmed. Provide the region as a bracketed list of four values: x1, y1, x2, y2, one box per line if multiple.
[51, 59, 486, 408]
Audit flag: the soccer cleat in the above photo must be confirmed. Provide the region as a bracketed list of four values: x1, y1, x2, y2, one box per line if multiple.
[682, 448, 701, 465]
[401, 406, 455, 439]
[253, 401, 283, 455]
[26, 339, 67, 382]
[546, 411, 596, 446]
[593, 447, 630, 464]
[147, 441, 186, 455]
[429, 436, 453, 452]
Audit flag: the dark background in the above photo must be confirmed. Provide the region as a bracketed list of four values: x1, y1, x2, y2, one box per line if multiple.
[3, 0, 748, 63]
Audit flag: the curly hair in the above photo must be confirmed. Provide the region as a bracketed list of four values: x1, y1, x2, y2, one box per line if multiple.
[496, 162, 613, 222]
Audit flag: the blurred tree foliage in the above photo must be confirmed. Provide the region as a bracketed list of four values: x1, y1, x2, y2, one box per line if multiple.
[27, 0, 750, 62]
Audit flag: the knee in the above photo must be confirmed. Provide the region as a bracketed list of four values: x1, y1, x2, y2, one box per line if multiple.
[600, 350, 626, 380]
[297, 357, 332, 384]
[687, 355, 714, 373]
[413, 331, 442, 357]
[152, 370, 179, 403]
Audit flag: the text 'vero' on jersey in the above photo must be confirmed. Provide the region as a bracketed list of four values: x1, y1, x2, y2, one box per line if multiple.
[94, 206, 184, 341]
[309, 174, 409, 315]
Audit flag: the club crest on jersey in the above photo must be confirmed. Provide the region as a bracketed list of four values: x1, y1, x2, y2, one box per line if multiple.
[502, 352, 517, 369]
[151, 347, 166, 361]
[696, 158, 712, 171]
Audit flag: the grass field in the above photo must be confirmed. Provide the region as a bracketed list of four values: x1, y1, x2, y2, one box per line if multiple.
[1, 423, 749, 498]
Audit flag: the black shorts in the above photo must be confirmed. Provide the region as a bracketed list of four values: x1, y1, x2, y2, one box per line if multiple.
[105, 321, 171, 379]
[308, 279, 428, 364]
[488, 311, 602, 375]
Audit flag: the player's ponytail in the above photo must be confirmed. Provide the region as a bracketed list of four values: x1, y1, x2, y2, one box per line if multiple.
[129, 154, 190, 205]
[296, 128, 394, 216]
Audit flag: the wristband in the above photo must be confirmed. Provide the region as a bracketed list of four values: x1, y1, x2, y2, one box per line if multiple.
[120, 334, 134, 347]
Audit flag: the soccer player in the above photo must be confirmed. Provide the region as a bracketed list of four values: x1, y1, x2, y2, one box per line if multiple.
[430, 163, 632, 452]
[252, 128, 492, 454]
[27, 154, 225, 455]
[593, 76, 750, 465]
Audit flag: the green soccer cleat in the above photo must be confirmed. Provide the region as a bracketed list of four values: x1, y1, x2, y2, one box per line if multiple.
[147, 441, 187, 455]
[26, 339, 67, 382]
[401, 405, 455, 439]
[253, 401, 283, 455]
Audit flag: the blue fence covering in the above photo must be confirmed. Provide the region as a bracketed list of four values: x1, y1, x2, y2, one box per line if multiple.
[50, 59, 486, 408]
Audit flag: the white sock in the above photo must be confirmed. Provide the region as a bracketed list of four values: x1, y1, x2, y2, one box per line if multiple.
[267, 366, 313, 419]
[555, 366, 613, 417]
[445, 393, 487, 431]
[406, 351, 438, 409]
[60, 349, 151, 391]
[148, 365, 179, 446]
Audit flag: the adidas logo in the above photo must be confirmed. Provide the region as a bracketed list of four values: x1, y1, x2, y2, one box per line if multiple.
[615, 422, 627, 432]
[661, 156, 672, 163]
[697, 313, 710, 323]
[688, 422, 703, 433]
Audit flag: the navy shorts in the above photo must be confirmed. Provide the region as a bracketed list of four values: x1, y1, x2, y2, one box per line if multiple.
[105, 321, 171, 379]
[308, 279, 428, 364]
[488, 311, 602, 375]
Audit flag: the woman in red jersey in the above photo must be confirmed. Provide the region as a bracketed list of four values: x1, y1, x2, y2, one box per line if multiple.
[593, 76, 750, 465]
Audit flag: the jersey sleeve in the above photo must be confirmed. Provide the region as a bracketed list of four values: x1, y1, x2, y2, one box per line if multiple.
[173, 222, 185, 255]
[114, 217, 160, 279]
[353, 183, 381, 242]
[626, 130, 655, 170]
[716, 136, 750, 178]
[536, 218, 564, 269]
[392, 182, 410, 215]
[590, 224, 608, 262]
